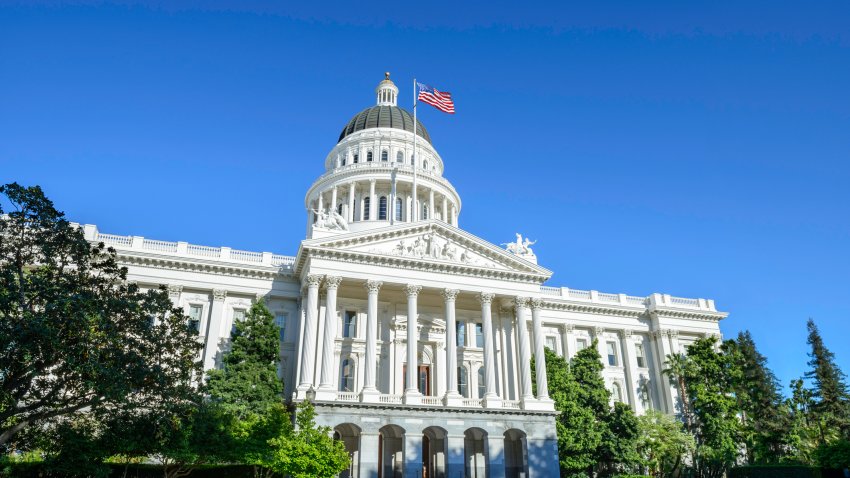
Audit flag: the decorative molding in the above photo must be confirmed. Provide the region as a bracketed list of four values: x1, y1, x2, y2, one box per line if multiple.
[213, 289, 227, 302]
[619, 329, 633, 339]
[561, 323, 575, 333]
[365, 280, 383, 293]
[324, 275, 343, 290]
[442, 288, 459, 302]
[593, 327, 605, 338]
[529, 297, 544, 310]
[514, 297, 530, 309]
[478, 292, 495, 305]
[167, 284, 183, 297]
[405, 284, 422, 298]
[305, 274, 323, 288]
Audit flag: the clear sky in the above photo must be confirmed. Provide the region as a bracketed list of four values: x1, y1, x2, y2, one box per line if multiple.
[2, 1, 848, 393]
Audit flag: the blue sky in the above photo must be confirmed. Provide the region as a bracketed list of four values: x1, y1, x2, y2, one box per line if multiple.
[2, 1, 848, 392]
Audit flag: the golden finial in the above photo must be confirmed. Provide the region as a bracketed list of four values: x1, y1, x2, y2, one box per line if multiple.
[385, 72, 391, 80]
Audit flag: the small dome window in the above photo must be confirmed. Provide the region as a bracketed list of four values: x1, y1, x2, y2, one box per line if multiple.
[423, 160, 429, 170]
[422, 203, 429, 220]
[396, 151, 404, 163]
[363, 197, 371, 220]
[353, 153, 359, 164]
[379, 196, 388, 220]
[381, 150, 388, 162]
[410, 154, 415, 166]
[366, 151, 373, 162]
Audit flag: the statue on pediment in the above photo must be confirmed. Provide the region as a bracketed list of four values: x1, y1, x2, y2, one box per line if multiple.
[503, 233, 537, 261]
[313, 207, 348, 231]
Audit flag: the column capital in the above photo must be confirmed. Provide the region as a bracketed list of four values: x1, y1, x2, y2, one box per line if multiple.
[561, 323, 575, 333]
[618, 329, 633, 339]
[364, 279, 383, 293]
[593, 326, 605, 338]
[442, 288, 460, 302]
[305, 274, 323, 288]
[513, 296, 530, 309]
[529, 297, 544, 310]
[167, 284, 183, 297]
[213, 289, 227, 302]
[478, 292, 495, 305]
[405, 284, 422, 297]
[324, 275, 343, 290]
[369, 178, 377, 185]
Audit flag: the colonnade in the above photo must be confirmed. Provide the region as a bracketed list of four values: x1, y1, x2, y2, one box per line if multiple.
[296, 275, 553, 409]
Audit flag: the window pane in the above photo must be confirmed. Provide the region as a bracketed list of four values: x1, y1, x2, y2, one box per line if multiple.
[379, 196, 387, 220]
[457, 322, 466, 347]
[636, 344, 646, 368]
[458, 367, 468, 397]
[395, 198, 403, 220]
[475, 323, 484, 348]
[545, 336, 556, 351]
[363, 197, 370, 220]
[576, 338, 587, 351]
[276, 313, 287, 342]
[477, 367, 485, 399]
[607, 342, 617, 366]
[343, 311, 356, 338]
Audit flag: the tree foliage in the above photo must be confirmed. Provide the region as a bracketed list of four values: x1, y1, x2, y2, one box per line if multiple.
[0, 183, 202, 450]
[266, 402, 349, 478]
[804, 319, 850, 443]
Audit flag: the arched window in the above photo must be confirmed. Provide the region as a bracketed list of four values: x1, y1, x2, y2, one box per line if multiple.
[339, 358, 355, 392]
[363, 197, 371, 220]
[341, 156, 346, 166]
[477, 367, 486, 399]
[381, 150, 388, 162]
[458, 367, 468, 397]
[395, 197, 403, 221]
[423, 160, 429, 170]
[422, 203, 429, 220]
[396, 151, 404, 163]
[353, 153, 359, 164]
[410, 154, 415, 166]
[378, 196, 387, 220]
[366, 151, 373, 162]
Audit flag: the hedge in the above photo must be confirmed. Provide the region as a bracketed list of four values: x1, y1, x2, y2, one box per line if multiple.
[729, 465, 846, 478]
[1, 463, 281, 478]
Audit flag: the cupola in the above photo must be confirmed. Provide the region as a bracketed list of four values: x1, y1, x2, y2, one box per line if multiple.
[376, 72, 398, 106]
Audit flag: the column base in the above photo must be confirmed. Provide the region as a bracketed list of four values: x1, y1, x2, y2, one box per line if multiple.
[313, 386, 337, 401]
[443, 391, 464, 407]
[483, 393, 502, 409]
[403, 389, 423, 405]
[360, 387, 381, 403]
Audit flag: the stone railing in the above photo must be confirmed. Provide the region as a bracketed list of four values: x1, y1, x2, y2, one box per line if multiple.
[421, 396, 442, 406]
[337, 392, 358, 402]
[539, 285, 716, 312]
[462, 398, 483, 408]
[378, 394, 403, 404]
[75, 223, 296, 272]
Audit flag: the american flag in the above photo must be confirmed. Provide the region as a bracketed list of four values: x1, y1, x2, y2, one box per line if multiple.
[417, 82, 455, 114]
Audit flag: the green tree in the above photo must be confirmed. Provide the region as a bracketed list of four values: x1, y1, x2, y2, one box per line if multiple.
[786, 378, 820, 464]
[804, 319, 850, 442]
[728, 331, 792, 464]
[266, 401, 349, 478]
[0, 183, 202, 449]
[206, 300, 284, 419]
[636, 409, 695, 478]
[598, 402, 642, 477]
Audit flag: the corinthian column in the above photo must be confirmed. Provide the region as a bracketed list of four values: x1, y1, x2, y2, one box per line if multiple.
[514, 297, 533, 402]
[443, 289, 462, 406]
[316, 276, 342, 400]
[361, 280, 382, 402]
[404, 284, 423, 404]
[479, 293, 501, 408]
[530, 298, 551, 402]
[297, 274, 322, 396]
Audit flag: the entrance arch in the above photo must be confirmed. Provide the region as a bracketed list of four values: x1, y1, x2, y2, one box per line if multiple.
[464, 427, 489, 478]
[334, 423, 361, 478]
[378, 424, 405, 478]
[423, 426, 448, 478]
[504, 428, 528, 478]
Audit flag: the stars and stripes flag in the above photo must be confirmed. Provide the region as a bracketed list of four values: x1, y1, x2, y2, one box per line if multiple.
[416, 82, 455, 114]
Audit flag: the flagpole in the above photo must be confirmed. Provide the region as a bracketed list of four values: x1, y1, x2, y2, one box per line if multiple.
[412, 77, 418, 222]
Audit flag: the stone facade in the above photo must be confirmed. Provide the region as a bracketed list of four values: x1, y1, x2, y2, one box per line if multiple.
[75, 74, 726, 478]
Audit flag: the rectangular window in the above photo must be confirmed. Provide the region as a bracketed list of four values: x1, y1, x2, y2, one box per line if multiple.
[456, 321, 466, 347]
[477, 367, 485, 399]
[343, 311, 357, 338]
[231, 309, 246, 335]
[475, 323, 484, 348]
[187, 304, 203, 334]
[636, 343, 646, 368]
[276, 313, 287, 342]
[576, 338, 588, 351]
[607, 342, 618, 366]
[545, 336, 557, 351]
[458, 367, 468, 397]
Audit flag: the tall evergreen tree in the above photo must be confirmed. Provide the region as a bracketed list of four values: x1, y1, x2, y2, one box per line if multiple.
[804, 319, 850, 442]
[729, 330, 792, 464]
[205, 301, 283, 419]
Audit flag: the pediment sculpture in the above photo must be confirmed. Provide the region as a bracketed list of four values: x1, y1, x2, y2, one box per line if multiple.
[313, 207, 349, 231]
[503, 233, 537, 263]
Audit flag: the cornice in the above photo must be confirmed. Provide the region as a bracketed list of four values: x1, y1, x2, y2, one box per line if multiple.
[649, 309, 727, 322]
[117, 250, 294, 282]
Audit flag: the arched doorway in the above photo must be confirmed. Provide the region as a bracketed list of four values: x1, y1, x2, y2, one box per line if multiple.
[378, 424, 405, 478]
[504, 429, 528, 478]
[464, 427, 489, 478]
[334, 423, 361, 478]
[423, 426, 448, 478]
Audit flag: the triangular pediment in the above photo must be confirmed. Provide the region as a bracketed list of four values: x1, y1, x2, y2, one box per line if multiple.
[297, 220, 552, 281]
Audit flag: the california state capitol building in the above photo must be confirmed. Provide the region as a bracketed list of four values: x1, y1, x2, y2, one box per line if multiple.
[73, 74, 727, 478]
